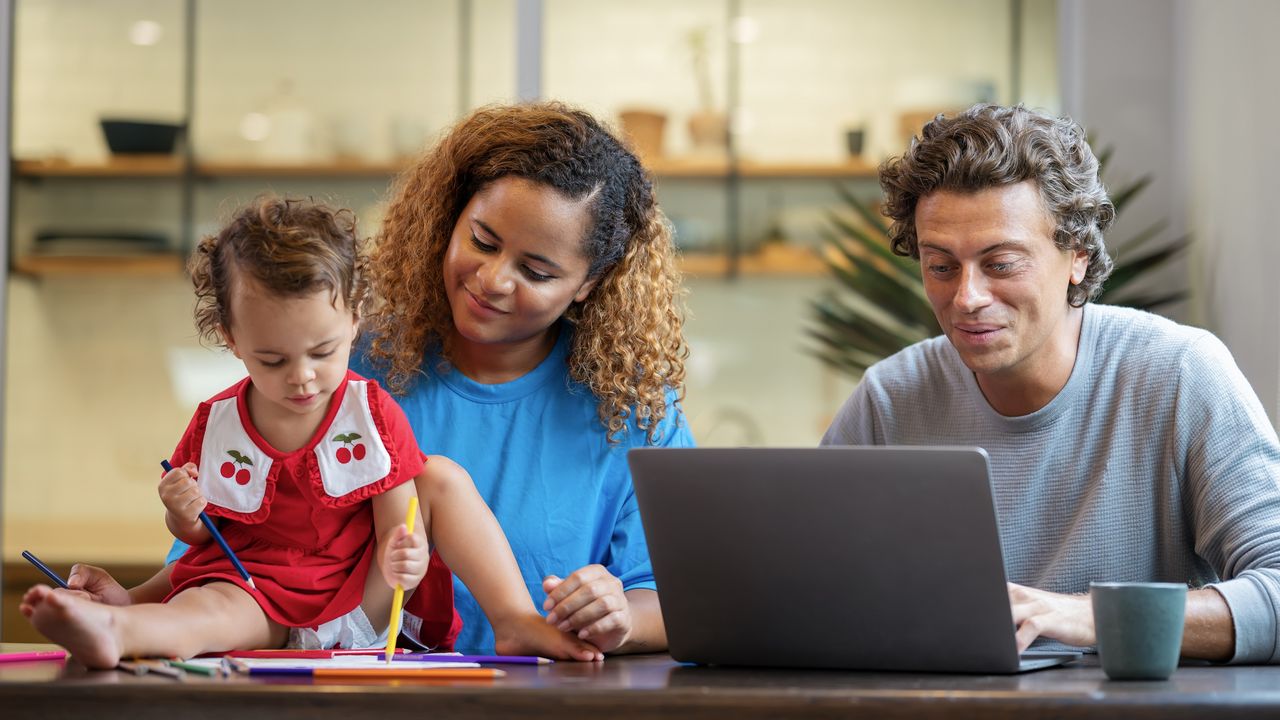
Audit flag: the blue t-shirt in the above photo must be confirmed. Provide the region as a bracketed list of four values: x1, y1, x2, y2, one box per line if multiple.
[351, 327, 694, 652]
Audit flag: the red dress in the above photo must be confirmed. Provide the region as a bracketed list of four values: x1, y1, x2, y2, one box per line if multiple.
[165, 370, 458, 647]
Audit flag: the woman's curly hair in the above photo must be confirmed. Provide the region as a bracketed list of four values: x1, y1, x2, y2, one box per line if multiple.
[364, 102, 687, 443]
[880, 104, 1115, 307]
[189, 195, 368, 347]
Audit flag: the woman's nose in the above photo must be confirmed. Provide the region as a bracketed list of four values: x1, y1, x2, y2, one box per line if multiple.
[477, 259, 516, 295]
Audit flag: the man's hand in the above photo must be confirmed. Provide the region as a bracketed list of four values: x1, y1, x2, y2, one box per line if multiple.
[65, 563, 132, 606]
[1008, 582, 1095, 652]
[543, 565, 633, 653]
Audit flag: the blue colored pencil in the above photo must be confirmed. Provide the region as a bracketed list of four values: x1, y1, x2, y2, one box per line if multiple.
[161, 459, 256, 590]
[22, 550, 69, 589]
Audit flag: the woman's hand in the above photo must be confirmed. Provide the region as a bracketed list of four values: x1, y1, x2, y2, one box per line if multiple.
[542, 565, 633, 653]
[65, 563, 132, 606]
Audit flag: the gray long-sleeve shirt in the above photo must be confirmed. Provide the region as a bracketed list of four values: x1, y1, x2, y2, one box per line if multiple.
[821, 303, 1280, 664]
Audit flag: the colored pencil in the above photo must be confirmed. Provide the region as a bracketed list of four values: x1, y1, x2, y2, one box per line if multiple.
[161, 459, 256, 590]
[117, 659, 185, 680]
[224, 648, 406, 659]
[166, 659, 218, 676]
[385, 496, 419, 664]
[0, 649, 68, 663]
[21, 550, 69, 589]
[245, 666, 504, 679]
[391, 652, 553, 665]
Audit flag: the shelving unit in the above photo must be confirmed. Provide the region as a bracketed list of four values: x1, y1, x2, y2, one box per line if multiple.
[14, 156, 877, 181]
[9, 154, 874, 278]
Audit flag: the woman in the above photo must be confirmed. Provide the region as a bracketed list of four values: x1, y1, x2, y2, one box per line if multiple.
[353, 102, 693, 654]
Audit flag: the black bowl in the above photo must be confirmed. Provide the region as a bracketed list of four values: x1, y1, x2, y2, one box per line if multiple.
[99, 119, 183, 154]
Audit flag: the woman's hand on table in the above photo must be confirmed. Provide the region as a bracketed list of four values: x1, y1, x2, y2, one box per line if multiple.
[542, 565, 633, 652]
[65, 564, 132, 606]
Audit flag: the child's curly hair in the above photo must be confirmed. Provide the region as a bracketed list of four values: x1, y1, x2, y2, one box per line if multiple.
[189, 195, 368, 347]
[364, 102, 687, 443]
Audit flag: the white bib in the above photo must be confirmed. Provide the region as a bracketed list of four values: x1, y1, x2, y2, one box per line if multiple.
[313, 380, 393, 498]
[198, 397, 274, 514]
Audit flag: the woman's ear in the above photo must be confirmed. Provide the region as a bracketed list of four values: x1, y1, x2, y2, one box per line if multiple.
[573, 276, 600, 304]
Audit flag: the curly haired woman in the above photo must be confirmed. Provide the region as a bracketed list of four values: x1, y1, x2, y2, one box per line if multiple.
[353, 102, 693, 655]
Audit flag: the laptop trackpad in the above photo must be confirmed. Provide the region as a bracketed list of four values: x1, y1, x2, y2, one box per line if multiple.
[1017, 651, 1083, 672]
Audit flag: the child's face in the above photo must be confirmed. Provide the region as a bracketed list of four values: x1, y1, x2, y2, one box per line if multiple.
[443, 176, 598, 351]
[221, 275, 358, 422]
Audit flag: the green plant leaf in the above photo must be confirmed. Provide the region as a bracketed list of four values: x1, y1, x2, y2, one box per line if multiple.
[332, 433, 349, 443]
[347, 433, 362, 441]
[1109, 174, 1152, 214]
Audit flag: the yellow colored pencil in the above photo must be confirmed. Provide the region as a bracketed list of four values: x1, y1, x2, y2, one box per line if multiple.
[386, 496, 419, 664]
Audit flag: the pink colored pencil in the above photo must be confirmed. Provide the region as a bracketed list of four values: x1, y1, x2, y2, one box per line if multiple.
[0, 650, 68, 663]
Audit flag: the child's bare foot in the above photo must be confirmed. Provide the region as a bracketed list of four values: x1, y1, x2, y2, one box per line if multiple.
[21, 585, 124, 669]
[494, 614, 603, 662]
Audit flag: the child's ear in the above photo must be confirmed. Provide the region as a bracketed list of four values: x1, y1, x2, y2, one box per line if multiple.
[220, 325, 242, 359]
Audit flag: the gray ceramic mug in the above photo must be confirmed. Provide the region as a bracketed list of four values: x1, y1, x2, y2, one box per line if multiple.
[1090, 582, 1187, 680]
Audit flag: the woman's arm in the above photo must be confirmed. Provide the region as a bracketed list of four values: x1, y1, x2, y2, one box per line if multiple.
[414, 455, 603, 661]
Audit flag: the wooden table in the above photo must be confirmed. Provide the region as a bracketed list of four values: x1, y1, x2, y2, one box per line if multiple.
[4, 643, 1280, 719]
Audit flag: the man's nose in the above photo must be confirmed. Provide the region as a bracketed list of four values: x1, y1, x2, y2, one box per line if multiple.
[953, 266, 993, 313]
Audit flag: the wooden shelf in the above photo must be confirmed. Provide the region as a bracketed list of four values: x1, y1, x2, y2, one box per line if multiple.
[15, 156, 183, 178]
[15, 156, 878, 181]
[195, 159, 405, 178]
[679, 243, 829, 277]
[647, 156, 878, 179]
[12, 253, 185, 276]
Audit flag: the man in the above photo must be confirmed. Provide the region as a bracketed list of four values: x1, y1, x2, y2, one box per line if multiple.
[822, 104, 1280, 664]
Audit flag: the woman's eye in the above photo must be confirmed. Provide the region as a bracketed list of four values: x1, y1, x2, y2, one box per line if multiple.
[523, 267, 553, 282]
[470, 235, 496, 252]
[260, 359, 285, 368]
[312, 351, 335, 360]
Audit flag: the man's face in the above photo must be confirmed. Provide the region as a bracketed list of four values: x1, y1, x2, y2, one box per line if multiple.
[916, 181, 1088, 399]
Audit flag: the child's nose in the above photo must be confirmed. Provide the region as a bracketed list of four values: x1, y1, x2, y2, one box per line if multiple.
[288, 364, 316, 388]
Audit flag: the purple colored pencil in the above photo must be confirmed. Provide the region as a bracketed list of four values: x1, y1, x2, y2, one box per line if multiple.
[390, 652, 553, 665]
[161, 459, 256, 589]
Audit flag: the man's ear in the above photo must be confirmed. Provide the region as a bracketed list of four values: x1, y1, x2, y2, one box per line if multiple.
[573, 276, 600, 304]
[1070, 248, 1089, 285]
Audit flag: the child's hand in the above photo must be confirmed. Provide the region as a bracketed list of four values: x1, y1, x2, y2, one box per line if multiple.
[379, 523, 428, 591]
[158, 462, 206, 526]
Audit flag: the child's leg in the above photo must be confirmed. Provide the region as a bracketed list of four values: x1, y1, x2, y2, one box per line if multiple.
[415, 456, 603, 661]
[21, 581, 286, 669]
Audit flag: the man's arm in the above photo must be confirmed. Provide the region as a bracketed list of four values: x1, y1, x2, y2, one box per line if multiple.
[1183, 587, 1234, 661]
[1009, 583, 1234, 661]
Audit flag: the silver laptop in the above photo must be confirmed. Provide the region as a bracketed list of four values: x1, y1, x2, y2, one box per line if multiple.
[628, 446, 1080, 673]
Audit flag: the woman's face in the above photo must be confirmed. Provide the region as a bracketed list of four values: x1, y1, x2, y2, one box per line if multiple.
[443, 176, 599, 352]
